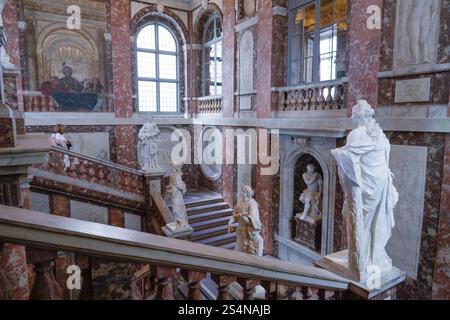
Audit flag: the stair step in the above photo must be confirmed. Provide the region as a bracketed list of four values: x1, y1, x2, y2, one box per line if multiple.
[221, 242, 236, 250]
[191, 224, 237, 242]
[187, 202, 230, 215]
[191, 215, 233, 231]
[198, 232, 236, 247]
[188, 208, 234, 224]
[185, 196, 224, 209]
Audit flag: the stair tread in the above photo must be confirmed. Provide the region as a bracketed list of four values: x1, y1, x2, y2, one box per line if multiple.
[190, 215, 233, 229]
[221, 242, 236, 250]
[198, 232, 236, 246]
[188, 208, 234, 223]
[185, 197, 224, 208]
[187, 202, 230, 213]
[192, 224, 237, 240]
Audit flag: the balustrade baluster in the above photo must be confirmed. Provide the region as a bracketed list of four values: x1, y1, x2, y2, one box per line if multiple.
[181, 270, 206, 300]
[237, 278, 259, 300]
[212, 274, 236, 300]
[27, 248, 63, 300]
[153, 266, 176, 300]
[261, 281, 277, 300]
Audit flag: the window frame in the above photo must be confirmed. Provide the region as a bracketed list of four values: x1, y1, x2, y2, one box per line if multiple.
[201, 13, 223, 97]
[136, 22, 180, 113]
[287, 0, 348, 86]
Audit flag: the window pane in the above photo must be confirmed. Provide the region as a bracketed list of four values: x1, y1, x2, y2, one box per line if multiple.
[205, 20, 216, 43]
[158, 26, 177, 52]
[159, 54, 177, 80]
[137, 52, 156, 78]
[215, 18, 222, 38]
[159, 82, 177, 112]
[138, 81, 157, 112]
[216, 60, 222, 83]
[137, 25, 155, 50]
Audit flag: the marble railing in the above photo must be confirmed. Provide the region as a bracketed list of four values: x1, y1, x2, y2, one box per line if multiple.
[33, 147, 145, 196]
[197, 95, 223, 114]
[23, 91, 113, 112]
[31, 147, 179, 237]
[0, 205, 352, 300]
[23, 91, 58, 112]
[274, 79, 348, 112]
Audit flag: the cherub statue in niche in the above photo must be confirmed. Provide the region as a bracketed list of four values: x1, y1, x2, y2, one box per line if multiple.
[298, 163, 323, 223]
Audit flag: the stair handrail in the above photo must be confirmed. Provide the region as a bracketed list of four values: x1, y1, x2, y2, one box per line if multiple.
[49, 146, 143, 176]
[0, 205, 350, 291]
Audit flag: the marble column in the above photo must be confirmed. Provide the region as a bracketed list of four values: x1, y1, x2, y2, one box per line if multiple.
[221, 1, 236, 206]
[346, 0, 383, 111]
[222, 0, 236, 118]
[432, 101, 450, 299]
[253, 0, 286, 255]
[108, 0, 135, 167]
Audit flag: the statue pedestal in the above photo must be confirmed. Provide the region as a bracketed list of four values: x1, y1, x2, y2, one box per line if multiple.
[162, 224, 193, 240]
[294, 215, 321, 252]
[315, 250, 406, 299]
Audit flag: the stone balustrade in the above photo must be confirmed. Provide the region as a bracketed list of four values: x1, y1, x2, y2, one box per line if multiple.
[23, 91, 113, 112]
[274, 80, 348, 112]
[197, 95, 223, 114]
[0, 205, 356, 300]
[33, 147, 145, 196]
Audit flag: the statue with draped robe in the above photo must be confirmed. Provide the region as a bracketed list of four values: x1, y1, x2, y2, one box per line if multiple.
[331, 100, 398, 281]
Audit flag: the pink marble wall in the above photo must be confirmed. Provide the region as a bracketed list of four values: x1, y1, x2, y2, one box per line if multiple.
[110, 0, 133, 118]
[431, 101, 450, 300]
[3, 0, 24, 111]
[346, 0, 383, 110]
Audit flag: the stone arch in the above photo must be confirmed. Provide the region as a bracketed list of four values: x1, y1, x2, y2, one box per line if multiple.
[193, 2, 223, 44]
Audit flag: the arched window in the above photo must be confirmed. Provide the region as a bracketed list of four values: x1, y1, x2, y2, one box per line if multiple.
[202, 14, 222, 96]
[136, 23, 179, 112]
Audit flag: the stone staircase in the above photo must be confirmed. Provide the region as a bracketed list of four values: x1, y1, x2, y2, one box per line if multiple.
[182, 188, 237, 300]
[184, 188, 236, 250]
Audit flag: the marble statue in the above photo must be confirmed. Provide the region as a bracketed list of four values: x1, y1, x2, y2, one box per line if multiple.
[395, 0, 440, 68]
[331, 100, 399, 281]
[0, 0, 7, 47]
[228, 186, 264, 256]
[137, 119, 163, 172]
[0, 0, 15, 70]
[165, 164, 189, 231]
[298, 163, 323, 222]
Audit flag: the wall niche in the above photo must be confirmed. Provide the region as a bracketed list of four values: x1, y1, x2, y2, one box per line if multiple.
[292, 154, 323, 253]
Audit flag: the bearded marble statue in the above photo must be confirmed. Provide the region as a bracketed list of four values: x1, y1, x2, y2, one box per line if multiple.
[165, 165, 189, 231]
[331, 100, 398, 281]
[228, 186, 264, 256]
[298, 163, 323, 223]
[137, 119, 162, 172]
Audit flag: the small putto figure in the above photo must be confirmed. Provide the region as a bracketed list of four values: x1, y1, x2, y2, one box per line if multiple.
[228, 186, 264, 256]
[137, 118, 162, 173]
[165, 164, 189, 231]
[298, 163, 323, 222]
